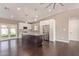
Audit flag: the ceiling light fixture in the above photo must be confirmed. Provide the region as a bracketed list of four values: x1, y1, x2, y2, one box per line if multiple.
[48, 9, 52, 12]
[17, 7, 21, 11]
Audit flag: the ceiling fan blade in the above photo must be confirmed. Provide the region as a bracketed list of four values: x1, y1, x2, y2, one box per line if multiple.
[59, 3, 64, 6]
[53, 3, 56, 9]
[4, 6, 9, 10]
[45, 3, 52, 8]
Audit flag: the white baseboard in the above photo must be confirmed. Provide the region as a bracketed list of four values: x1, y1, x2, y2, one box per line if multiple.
[56, 40, 69, 43]
[69, 39, 79, 42]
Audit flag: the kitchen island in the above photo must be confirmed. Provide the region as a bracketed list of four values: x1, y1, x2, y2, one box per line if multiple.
[22, 32, 43, 49]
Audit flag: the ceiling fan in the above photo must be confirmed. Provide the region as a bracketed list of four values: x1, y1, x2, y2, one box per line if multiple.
[40, 3, 64, 9]
[4, 6, 10, 10]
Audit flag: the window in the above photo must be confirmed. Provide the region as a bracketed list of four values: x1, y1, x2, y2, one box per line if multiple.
[10, 28, 17, 37]
[1, 25, 9, 38]
[0, 24, 17, 40]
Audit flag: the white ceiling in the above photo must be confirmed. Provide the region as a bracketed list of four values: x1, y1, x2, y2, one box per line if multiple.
[0, 3, 79, 23]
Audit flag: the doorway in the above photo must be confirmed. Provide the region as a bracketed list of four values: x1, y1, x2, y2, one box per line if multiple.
[43, 25, 50, 41]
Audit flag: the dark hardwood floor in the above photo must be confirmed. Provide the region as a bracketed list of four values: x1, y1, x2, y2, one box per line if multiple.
[0, 39, 79, 56]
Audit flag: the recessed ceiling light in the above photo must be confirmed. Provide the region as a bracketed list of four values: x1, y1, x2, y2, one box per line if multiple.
[35, 15, 38, 18]
[34, 18, 37, 21]
[48, 9, 52, 12]
[17, 8, 21, 11]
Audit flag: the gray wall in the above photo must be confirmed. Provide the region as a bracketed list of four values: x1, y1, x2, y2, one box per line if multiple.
[55, 14, 69, 42]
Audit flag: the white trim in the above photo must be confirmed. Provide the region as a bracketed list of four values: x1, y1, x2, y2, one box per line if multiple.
[56, 40, 69, 43]
[69, 39, 79, 42]
[49, 40, 56, 42]
[53, 19, 56, 41]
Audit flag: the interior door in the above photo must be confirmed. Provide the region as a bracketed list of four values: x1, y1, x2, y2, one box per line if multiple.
[69, 19, 78, 41]
[43, 25, 50, 41]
